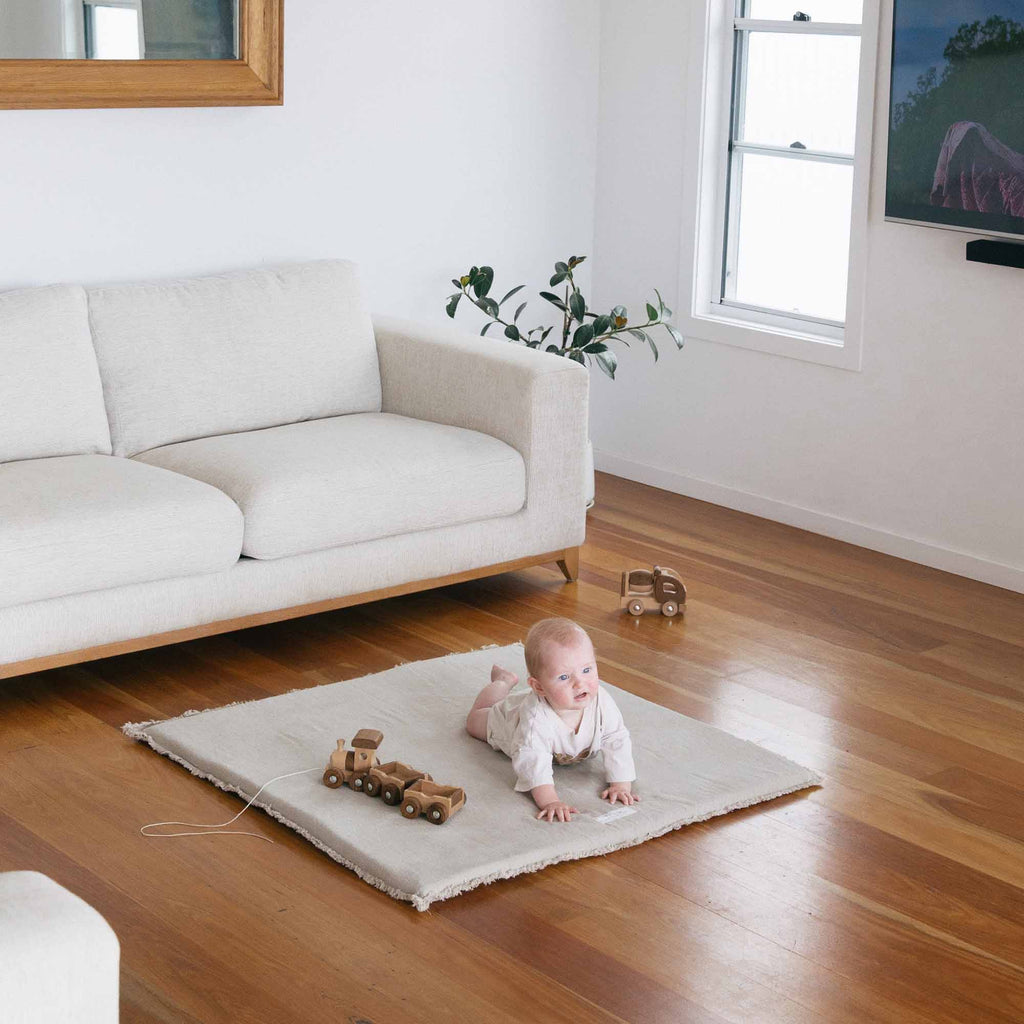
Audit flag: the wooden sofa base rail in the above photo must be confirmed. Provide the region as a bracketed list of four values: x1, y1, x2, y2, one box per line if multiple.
[0, 547, 581, 680]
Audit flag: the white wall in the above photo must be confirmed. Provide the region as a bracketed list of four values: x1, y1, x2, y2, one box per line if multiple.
[591, 0, 1024, 592]
[0, 0, 599, 323]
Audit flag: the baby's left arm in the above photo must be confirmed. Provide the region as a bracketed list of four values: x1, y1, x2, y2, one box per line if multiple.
[599, 692, 638, 804]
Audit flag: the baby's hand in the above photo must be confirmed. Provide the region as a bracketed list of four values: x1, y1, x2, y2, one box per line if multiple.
[536, 800, 579, 823]
[601, 782, 640, 806]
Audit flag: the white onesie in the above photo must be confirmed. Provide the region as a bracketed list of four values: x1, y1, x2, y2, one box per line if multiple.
[486, 687, 636, 792]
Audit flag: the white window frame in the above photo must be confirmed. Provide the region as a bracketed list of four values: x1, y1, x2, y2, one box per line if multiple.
[678, 1, 881, 370]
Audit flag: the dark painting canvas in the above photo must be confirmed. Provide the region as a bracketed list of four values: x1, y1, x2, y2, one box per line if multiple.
[886, 0, 1024, 237]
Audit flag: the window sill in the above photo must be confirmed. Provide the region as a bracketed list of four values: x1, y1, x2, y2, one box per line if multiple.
[680, 305, 863, 370]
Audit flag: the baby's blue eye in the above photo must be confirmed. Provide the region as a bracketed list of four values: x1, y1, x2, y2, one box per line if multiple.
[558, 674, 569, 681]
[582, 666, 591, 673]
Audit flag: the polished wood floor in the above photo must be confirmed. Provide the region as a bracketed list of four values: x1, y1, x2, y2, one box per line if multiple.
[3, 472, 1024, 1023]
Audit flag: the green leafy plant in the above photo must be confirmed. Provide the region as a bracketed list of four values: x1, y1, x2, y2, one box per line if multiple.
[445, 256, 684, 379]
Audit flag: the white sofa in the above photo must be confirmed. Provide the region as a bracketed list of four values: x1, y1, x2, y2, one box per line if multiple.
[0, 260, 588, 678]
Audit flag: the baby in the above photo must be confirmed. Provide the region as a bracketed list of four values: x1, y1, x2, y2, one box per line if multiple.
[466, 617, 639, 822]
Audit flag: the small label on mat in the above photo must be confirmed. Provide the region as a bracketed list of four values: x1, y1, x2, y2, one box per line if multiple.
[589, 806, 637, 824]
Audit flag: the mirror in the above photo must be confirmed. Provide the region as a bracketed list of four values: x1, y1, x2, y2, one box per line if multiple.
[0, 0, 280, 108]
[0, 1, 238, 61]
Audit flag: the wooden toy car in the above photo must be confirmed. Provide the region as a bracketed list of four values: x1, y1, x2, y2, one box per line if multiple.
[363, 761, 433, 805]
[322, 728, 384, 791]
[621, 565, 686, 617]
[399, 779, 466, 825]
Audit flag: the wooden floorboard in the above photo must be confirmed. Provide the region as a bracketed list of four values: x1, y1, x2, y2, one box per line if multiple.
[2, 470, 1023, 1023]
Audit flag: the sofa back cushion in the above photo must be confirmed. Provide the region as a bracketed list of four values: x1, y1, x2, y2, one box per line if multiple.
[87, 260, 382, 458]
[0, 284, 112, 464]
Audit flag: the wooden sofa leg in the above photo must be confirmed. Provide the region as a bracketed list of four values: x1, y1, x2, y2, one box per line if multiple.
[556, 547, 580, 583]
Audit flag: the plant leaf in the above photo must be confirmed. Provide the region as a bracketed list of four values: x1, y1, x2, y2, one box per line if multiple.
[584, 341, 608, 353]
[480, 322, 493, 336]
[541, 326, 554, 341]
[445, 293, 462, 318]
[514, 301, 528, 323]
[666, 324, 685, 349]
[568, 350, 586, 365]
[628, 328, 646, 341]
[475, 296, 499, 318]
[595, 350, 618, 379]
[573, 323, 595, 347]
[539, 291, 567, 312]
[504, 324, 521, 341]
[549, 271, 568, 287]
[568, 255, 587, 269]
[554, 261, 569, 274]
[646, 302, 659, 321]
[591, 314, 612, 336]
[498, 284, 526, 307]
[473, 266, 494, 299]
[569, 291, 586, 322]
[644, 331, 659, 362]
[546, 344, 562, 353]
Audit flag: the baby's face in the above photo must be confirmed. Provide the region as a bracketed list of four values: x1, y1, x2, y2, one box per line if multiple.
[529, 636, 600, 711]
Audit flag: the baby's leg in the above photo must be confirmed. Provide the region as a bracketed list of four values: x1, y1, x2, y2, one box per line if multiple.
[465, 665, 518, 740]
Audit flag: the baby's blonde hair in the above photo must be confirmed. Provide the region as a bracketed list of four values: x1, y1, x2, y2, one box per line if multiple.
[524, 617, 593, 678]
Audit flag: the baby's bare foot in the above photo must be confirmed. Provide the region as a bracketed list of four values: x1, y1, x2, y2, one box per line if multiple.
[490, 664, 519, 690]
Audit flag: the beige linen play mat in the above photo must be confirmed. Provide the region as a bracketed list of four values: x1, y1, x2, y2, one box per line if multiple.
[124, 644, 820, 910]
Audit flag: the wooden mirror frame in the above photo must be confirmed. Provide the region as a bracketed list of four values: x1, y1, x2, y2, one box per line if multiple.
[0, 0, 282, 109]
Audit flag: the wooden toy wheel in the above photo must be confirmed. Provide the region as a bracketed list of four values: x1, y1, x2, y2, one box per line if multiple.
[661, 601, 678, 617]
[382, 783, 402, 805]
[400, 799, 421, 819]
[627, 599, 645, 617]
[322, 768, 342, 788]
[364, 776, 381, 797]
[427, 802, 449, 825]
[350, 772, 368, 792]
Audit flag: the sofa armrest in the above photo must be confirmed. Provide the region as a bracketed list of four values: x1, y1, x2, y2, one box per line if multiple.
[373, 315, 589, 533]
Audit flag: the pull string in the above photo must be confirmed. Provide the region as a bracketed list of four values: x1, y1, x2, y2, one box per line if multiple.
[140, 766, 321, 843]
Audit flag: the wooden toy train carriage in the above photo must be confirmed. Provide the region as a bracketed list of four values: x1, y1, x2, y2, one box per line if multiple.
[399, 779, 466, 824]
[322, 729, 465, 824]
[620, 565, 686, 617]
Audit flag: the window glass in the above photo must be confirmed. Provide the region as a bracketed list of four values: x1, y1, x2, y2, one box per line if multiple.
[746, 1, 863, 23]
[740, 32, 860, 153]
[730, 154, 853, 322]
[89, 7, 141, 60]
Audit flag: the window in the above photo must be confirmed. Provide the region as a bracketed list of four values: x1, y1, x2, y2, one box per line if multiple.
[83, 1, 143, 60]
[680, 1, 878, 369]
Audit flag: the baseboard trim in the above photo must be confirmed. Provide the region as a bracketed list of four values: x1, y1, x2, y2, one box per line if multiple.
[594, 451, 1024, 595]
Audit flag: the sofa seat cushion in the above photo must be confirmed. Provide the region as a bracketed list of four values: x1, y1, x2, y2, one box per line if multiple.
[134, 413, 527, 560]
[0, 455, 243, 609]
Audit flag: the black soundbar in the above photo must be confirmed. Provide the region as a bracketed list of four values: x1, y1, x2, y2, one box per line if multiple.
[966, 239, 1024, 269]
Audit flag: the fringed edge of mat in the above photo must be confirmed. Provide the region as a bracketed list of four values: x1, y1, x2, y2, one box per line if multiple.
[123, 718, 820, 912]
[418, 772, 823, 909]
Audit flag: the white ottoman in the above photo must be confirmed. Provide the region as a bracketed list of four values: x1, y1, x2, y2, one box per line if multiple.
[0, 872, 119, 1023]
